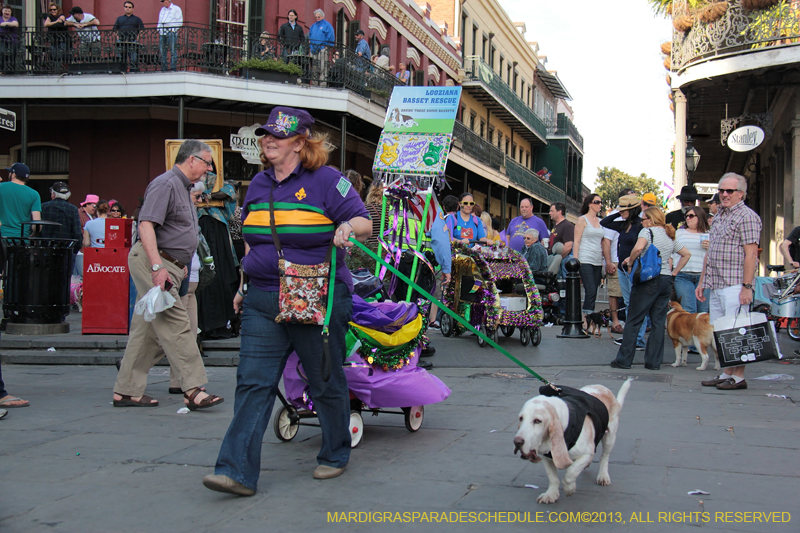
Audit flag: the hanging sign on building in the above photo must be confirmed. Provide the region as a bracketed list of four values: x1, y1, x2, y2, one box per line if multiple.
[727, 125, 765, 152]
[0, 107, 16, 132]
[230, 124, 263, 165]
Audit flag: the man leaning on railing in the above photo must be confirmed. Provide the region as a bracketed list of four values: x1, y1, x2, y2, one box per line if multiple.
[65, 6, 100, 60]
[114, 1, 144, 72]
[158, 0, 182, 71]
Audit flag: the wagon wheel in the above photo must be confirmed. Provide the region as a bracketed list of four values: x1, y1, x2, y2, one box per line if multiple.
[501, 325, 515, 337]
[787, 318, 800, 341]
[477, 328, 488, 347]
[531, 327, 542, 347]
[349, 410, 364, 447]
[402, 405, 424, 432]
[273, 406, 299, 442]
[519, 327, 530, 346]
[440, 313, 454, 337]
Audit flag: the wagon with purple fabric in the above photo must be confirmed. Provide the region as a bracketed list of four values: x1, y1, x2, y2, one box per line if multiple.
[273, 296, 451, 447]
[439, 243, 543, 347]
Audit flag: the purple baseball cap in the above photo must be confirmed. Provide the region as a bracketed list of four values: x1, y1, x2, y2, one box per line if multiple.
[254, 107, 314, 139]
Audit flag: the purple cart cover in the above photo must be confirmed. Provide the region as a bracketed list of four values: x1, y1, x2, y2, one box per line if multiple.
[351, 294, 418, 333]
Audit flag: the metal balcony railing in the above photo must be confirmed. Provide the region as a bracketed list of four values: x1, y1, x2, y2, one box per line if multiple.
[0, 25, 403, 99]
[463, 56, 549, 140]
[504, 157, 568, 206]
[671, 0, 800, 71]
[452, 120, 505, 171]
[551, 113, 584, 151]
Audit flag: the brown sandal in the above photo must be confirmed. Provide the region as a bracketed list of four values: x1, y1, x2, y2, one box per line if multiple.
[113, 394, 159, 407]
[184, 389, 224, 411]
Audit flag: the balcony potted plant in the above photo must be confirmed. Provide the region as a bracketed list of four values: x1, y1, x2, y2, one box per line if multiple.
[230, 58, 302, 84]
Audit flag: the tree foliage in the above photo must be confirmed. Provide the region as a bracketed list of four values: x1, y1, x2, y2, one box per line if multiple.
[594, 167, 663, 209]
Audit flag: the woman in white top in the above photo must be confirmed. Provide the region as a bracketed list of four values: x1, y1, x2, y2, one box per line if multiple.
[673, 206, 710, 313]
[612, 207, 691, 370]
[572, 193, 605, 328]
[83, 200, 109, 248]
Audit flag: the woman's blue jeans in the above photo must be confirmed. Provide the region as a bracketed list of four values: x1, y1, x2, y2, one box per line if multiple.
[674, 272, 709, 314]
[213, 282, 353, 491]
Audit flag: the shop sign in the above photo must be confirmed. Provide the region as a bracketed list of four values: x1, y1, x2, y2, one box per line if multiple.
[0, 107, 16, 132]
[230, 124, 263, 165]
[727, 125, 764, 152]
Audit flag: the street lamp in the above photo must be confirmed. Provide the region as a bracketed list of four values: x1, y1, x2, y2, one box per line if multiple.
[685, 136, 701, 183]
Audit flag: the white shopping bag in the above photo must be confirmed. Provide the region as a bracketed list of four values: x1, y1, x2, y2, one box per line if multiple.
[134, 286, 177, 322]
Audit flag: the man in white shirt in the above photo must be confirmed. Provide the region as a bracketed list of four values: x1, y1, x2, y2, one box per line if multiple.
[157, 0, 183, 71]
[65, 7, 100, 59]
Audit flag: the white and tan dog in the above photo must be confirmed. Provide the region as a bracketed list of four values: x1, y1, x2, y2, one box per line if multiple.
[513, 379, 632, 504]
[666, 301, 719, 371]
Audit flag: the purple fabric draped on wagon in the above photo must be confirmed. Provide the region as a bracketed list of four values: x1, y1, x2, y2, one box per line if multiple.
[282, 297, 451, 409]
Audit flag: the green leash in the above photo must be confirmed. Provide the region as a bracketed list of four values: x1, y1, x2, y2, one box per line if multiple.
[349, 237, 552, 385]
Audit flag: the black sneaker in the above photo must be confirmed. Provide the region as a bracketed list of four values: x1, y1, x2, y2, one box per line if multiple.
[613, 338, 623, 346]
[429, 321, 440, 330]
[420, 346, 436, 357]
[417, 360, 433, 370]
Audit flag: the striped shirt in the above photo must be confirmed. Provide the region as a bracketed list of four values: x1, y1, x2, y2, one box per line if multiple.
[242, 164, 369, 292]
[638, 226, 685, 276]
[673, 229, 707, 273]
[702, 200, 761, 290]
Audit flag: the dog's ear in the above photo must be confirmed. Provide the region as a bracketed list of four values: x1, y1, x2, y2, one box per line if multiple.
[544, 403, 573, 469]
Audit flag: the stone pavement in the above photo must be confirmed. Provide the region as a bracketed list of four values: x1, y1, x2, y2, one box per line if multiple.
[0, 325, 799, 532]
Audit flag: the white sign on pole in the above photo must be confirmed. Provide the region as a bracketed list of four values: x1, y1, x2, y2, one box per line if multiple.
[230, 124, 263, 165]
[727, 125, 765, 152]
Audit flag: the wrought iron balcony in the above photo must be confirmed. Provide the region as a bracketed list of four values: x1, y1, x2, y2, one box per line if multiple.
[462, 56, 549, 144]
[671, 0, 800, 72]
[0, 25, 403, 101]
[452, 120, 505, 171]
[504, 157, 567, 206]
[549, 113, 584, 152]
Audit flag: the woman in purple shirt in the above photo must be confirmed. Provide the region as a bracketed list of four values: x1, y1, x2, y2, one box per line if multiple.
[0, 4, 19, 73]
[205, 107, 370, 497]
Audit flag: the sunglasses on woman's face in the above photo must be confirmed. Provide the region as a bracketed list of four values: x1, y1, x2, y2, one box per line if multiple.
[684, 214, 697, 219]
[461, 201, 474, 206]
[591, 200, 602, 205]
[642, 216, 650, 221]
[110, 209, 121, 213]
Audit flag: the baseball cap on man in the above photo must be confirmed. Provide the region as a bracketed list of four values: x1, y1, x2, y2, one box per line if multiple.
[255, 107, 315, 139]
[354, 29, 365, 36]
[50, 181, 70, 194]
[81, 194, 99, 206]
[708, 193, 720, 204]
[641, 192, 658, 205]
[70, 6, 83, 14]
[5, 162, 30, 179]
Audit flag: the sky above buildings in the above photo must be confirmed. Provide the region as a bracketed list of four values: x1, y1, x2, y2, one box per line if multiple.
[502, 0, 674, 192]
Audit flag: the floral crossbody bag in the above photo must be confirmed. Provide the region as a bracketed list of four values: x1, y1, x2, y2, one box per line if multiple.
[269, 183, 336, 326]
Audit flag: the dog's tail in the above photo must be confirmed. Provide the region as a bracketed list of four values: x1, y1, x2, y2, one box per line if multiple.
[616, 378, 633, 408]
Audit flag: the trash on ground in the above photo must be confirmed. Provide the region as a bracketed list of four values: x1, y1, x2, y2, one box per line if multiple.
[177, 407, 190, 414]
[47, 347, 56, 352]
[753, 374, 794, 381]
[524, 484, 539, 489]
[688, 490, 710, 495]
[489, 430, 498, 433]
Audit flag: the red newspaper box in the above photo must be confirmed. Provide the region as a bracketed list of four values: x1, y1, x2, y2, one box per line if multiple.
[82, 219, 134, 334]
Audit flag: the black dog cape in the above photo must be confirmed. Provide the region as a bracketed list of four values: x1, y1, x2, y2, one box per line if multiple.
[539, 385, 610, 451]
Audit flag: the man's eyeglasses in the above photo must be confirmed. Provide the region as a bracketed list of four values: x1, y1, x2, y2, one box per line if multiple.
[461, 201, 474, 206]
[684, 214, 697, 219]
[718, 188, 739, 195]
[193, 155, 213, 168]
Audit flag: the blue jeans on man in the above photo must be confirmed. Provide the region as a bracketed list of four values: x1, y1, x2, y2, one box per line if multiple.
[618, 267, 646, 348]
[213, 282, 353, 491]
[160, 32, 177, 71]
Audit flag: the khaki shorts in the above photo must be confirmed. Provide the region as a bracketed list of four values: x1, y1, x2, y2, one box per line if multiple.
[606, 264, 622, 297]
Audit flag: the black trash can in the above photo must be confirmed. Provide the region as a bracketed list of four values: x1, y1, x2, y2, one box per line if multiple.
[3, 221, 77, 324]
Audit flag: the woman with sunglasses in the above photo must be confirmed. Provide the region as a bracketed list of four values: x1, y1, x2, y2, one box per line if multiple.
[673, 206, 710, 313]
[44, 3, 68, 64]
[573, 193, 605, 330]
[108, 201, 126, 218]
[612, 207, 691, 370]
[446, 193, 488, 245]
